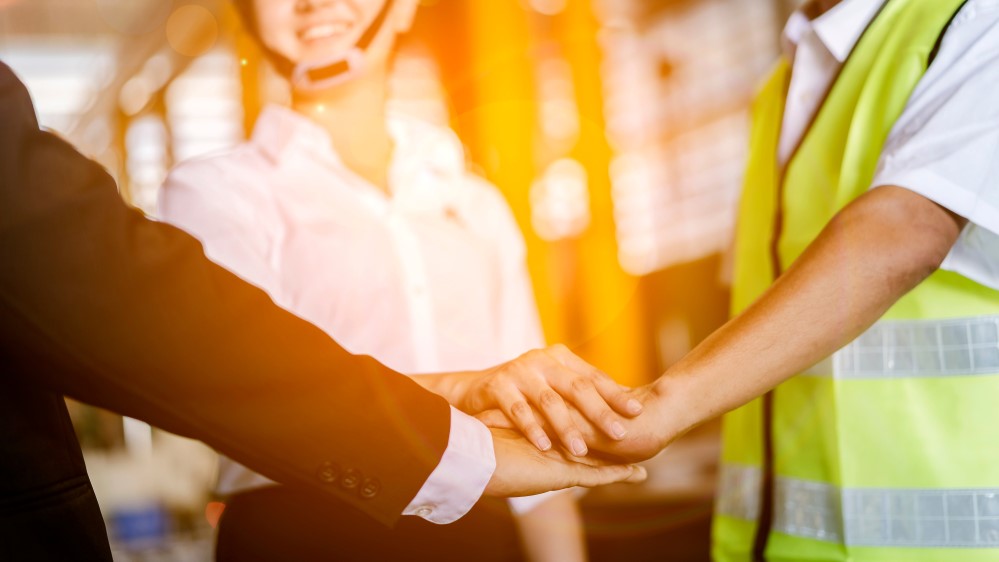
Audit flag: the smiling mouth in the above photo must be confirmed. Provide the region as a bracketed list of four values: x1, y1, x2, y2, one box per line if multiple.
[298, 22, 353, 42]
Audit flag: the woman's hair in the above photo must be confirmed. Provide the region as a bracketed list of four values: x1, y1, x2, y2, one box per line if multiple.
[231, 0, 296, 76]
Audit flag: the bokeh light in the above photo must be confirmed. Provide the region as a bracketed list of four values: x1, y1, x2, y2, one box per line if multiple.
[165, 4, 218, 58]
[95, 0, 172, 35]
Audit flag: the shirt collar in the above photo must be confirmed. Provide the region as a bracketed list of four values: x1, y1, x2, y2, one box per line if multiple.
[783, 0, 886, 62]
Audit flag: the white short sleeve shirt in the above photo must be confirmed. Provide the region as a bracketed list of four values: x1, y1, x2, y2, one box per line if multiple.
[781, 0, 999, 290]
[871, 0, 999, 290]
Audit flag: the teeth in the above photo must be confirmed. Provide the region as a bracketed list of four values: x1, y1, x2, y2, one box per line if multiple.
[300, 22, 351, 41]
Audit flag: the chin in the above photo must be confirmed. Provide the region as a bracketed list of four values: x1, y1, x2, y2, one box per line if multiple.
[300, 39, 354, 59]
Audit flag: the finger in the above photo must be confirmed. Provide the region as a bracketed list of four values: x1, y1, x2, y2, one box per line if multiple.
[569, 463, 648, 488]
[593, 376, 644, 417]
[529, 382, 588, 457]
[546, 344, 643, 417]
[625, 465, 649, 483]
[496, 385, 553, 452]
[551, 372, 629, 441]
[475, 409, 515, 429]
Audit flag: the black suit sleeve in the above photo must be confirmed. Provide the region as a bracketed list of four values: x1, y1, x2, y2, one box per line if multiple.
[0, 62, 451, 527]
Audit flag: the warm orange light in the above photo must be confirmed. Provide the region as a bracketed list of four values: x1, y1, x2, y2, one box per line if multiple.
[205, 501, 226, 529]
[166, 5, 219, 58]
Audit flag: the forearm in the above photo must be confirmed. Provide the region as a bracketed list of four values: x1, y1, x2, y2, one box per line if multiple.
[652, 186, 964, 440]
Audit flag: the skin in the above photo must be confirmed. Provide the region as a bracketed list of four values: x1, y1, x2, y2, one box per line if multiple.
[642, 185, 967, 459]
[479, 186, 967, 462]
[417, 344, 643, 455]
[251, 0, 418, 191]
[246, 2, 647, 556]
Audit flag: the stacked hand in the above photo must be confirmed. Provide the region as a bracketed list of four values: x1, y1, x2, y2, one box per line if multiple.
[476, 383, 680, 465]
[415, 344, 682, 496]
[484, 428, 647, 497]
[456, 344, 645, 454]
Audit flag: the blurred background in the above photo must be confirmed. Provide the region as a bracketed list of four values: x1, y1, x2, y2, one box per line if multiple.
[0, 0, 801, 559]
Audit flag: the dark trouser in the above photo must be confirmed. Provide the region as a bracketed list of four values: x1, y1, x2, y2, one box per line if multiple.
[216, 486, 525, 562]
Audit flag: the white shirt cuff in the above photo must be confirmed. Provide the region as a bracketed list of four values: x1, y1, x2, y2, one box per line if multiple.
[402, 406, 495, 524]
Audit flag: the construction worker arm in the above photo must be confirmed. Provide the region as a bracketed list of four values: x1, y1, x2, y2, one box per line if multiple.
[548, 186, 967, 462]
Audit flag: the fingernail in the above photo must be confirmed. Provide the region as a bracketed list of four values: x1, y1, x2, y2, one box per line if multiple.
[627, 399, 643, 414]
[536, 435, 552, 451]
[571, 437, 587, 456]
[611, 421, 627, 439]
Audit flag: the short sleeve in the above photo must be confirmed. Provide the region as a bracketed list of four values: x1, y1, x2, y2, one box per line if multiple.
[871, 1, 999, 290]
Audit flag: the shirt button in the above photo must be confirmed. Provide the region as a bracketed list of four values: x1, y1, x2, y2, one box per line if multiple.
[359, 477, 381, 499]
[340, 468, 363, 490]
[317, 461, 341, 485]
[415, 506, 434, 518]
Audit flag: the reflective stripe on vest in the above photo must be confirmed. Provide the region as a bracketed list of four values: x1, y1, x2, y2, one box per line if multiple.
[801, 316, 999, 378]
[717, 464, 999, 548]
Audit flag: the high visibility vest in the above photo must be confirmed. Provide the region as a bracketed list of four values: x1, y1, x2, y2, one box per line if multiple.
[712, 1, 999, 561]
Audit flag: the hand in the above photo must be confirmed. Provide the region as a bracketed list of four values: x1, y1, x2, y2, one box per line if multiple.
[457, 344, 644, 456]
[485, 428, 647, 497]
[479, 382, 682, 464]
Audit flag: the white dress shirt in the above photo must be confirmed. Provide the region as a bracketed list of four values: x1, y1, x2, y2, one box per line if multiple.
[780, 0, 999, 291]
[158, 104, 547, 523]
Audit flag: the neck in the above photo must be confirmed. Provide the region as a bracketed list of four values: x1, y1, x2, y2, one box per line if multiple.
[291, 64, 394, 192]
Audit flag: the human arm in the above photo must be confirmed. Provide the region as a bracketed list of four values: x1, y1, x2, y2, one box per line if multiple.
[612, 7, 999, 460]
[0, 63, 643, 525]
[481, 2, 998, 462]
[0, 77, 446, 525]
[160, 152, 641, 459]
[568, 185, 966, 462]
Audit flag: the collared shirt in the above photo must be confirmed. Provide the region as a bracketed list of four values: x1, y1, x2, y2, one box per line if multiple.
[158, 104, 546, 523]
[780, 0, 999, 290]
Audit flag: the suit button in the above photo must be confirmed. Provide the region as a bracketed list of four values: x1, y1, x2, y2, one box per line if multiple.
[340, 468, 362, 490]
[359, 477, 381, 499]
[317, 461, 341, 484]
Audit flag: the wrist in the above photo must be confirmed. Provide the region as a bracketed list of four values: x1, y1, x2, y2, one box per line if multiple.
[447, 369, 486, 413]
[649, 369, 705, 444]
[411, 372, 474, 409]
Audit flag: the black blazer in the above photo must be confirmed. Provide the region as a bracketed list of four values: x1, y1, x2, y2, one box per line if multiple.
[0, 62, 451, 560]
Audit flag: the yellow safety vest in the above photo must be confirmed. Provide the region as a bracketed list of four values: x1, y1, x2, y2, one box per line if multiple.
[713, 1, 999, 561]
